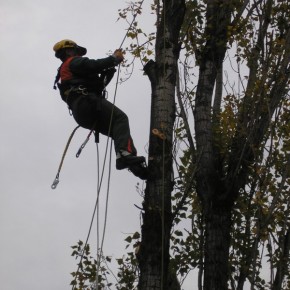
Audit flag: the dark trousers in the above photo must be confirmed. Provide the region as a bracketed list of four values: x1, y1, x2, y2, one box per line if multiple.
[71, 94, 137, 155]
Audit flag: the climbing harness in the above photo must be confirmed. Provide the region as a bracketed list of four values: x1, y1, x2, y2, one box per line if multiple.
[70, 84, 89, 96]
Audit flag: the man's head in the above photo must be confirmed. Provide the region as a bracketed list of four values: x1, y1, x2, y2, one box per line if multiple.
[53, 39, 87, 61]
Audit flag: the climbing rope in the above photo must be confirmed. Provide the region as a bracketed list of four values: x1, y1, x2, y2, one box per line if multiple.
[69, 0, 146, 287]
[161, 1, 167, 289]
[51, 125, 80, 189]
[94, 67, 121, 290]
[96, 139, 113, 289]
[71, 65, 120, 290]
[50, 1, 146, 288]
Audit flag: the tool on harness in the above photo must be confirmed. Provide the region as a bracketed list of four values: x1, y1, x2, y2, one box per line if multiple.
[76, 126, 95, 158]
[75, 93, 102, 155]
[51, 173, 60, 189]
[63, 85, 89, 108]
[76, 85, 88, 95]
[76, 137, 90, 158]
[51, 125, 80, 189]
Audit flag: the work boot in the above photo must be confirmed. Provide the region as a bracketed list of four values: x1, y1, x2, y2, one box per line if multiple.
[116, 154, 146, 170]
[129, 163, 148, 180]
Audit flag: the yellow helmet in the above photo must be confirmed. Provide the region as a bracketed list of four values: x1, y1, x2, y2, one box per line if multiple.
[53, 39, 87, 58]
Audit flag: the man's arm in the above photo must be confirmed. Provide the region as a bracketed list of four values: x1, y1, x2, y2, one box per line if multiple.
[69, 56, 116, 75]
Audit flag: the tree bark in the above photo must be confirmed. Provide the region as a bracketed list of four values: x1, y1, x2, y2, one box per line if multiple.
[194, 1, 233, 289]
[137, 1, 185, 289]
[195, 1, 290, 289]
[203, 206, 232, 290]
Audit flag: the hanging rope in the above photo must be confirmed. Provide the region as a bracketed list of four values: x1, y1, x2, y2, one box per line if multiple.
[161, 1, 167, 289]
[70, 0, 146, 286]
[71, 63, 121, 290]
[94, 67, 121, 290]
[51, 125, 80, 189]
[95, 139, 113, 290]
[49, 1, 146, 288]
[95, 143, 100, 288]
[89, 2, 146, 287]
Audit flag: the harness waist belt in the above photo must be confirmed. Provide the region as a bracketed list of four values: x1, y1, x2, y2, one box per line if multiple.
[64, 85, 104, 108]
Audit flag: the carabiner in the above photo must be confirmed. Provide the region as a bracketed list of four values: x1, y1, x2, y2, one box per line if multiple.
[76, 137, 90, 158]
[78, 85, 88, 95]
[51, 174, 60, 189]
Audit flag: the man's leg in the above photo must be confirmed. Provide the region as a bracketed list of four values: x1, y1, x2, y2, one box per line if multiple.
[98, 98, 137, 154]
[72, 95, 147, 179]
[98, 98, 147, 178]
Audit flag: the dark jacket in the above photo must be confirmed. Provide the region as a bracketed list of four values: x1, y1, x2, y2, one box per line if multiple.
[58, 55, 117, 99]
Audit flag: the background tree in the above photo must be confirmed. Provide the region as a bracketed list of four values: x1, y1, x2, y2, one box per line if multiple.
[174, 0, 290, 289]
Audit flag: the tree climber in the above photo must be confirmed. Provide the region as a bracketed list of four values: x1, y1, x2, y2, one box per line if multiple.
[53, 39, 147, 180]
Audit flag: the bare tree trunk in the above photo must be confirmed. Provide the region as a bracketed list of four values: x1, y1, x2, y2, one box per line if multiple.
[204, 206, 232, 289]
[194, 1, 233, 289]
[137, 1, 185, 289]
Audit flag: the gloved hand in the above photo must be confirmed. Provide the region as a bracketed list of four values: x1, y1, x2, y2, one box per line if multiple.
[113, 49, 124, 64]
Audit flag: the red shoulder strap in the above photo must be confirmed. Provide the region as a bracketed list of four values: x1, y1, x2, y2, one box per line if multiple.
[60, 56, 75, 82]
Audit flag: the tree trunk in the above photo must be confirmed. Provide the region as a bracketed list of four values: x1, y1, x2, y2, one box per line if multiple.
[203, 205, 232, 290]
[195, 57, 233, 289]
[194, 1, 233, 289]
[137, 1, 185, 289]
